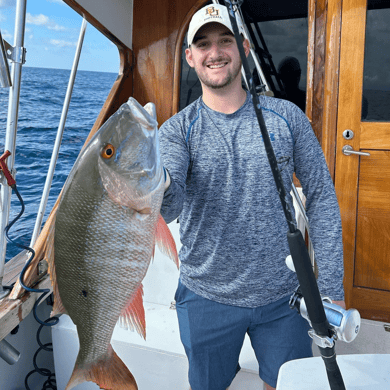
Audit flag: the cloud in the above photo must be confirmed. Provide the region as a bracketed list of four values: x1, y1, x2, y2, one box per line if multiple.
[0, 11, 5, 21]
[1, 28, 12, 41]
[26, 13, 66, 31]
[50, 39, 76, 48]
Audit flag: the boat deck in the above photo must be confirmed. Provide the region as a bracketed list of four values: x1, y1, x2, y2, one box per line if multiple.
[0, 251, 52, 341]
[52, 303, 265, 389]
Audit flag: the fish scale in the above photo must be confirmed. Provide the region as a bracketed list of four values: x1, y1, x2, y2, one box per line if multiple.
[56, 186, 156, 340]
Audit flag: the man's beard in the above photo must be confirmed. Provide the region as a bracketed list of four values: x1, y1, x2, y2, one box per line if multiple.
[195, 58, 242, 90]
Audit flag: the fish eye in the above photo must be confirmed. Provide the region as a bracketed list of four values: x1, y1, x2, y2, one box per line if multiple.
[101, 144, 115, 159]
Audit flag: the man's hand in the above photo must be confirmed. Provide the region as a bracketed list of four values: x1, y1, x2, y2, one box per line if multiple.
[164, 167, 171, 191]
[332, 300, 346, 309]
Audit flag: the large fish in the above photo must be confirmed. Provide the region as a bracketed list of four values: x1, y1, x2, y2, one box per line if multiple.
[47, 98, 178, 390]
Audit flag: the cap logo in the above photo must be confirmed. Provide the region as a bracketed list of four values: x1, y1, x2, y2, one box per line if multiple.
[205, 6, 219, 17]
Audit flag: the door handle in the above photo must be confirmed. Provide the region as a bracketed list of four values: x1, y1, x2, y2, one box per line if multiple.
[342, 145, 371, 156]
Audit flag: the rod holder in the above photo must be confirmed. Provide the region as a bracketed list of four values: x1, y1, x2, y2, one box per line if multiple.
[0, 338, 21, 365]
[0, 284, 11, 299]
[0, 29, 12, 88]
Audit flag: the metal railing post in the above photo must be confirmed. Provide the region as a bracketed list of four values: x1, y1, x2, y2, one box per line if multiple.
[30, 19, 88, 247]
[0, 0, 27, 299]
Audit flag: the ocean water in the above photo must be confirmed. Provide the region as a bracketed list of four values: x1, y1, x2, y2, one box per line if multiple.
[0, 66, 117, 261]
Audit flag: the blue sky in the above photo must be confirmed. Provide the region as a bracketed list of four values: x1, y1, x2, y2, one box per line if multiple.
[0, 0, 119, 73]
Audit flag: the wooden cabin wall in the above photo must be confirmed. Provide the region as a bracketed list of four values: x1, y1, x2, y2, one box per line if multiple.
[66, 0, 343, 177]
[308, 0, 342, 181]
[132, 0, 208, 125]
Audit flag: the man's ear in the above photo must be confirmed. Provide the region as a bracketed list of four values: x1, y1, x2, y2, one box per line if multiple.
[185, 48, 195, 68]
[243, 39, 250, 58]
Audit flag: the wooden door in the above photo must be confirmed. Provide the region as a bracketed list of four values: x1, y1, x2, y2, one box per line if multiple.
[336, 0, 390, 321]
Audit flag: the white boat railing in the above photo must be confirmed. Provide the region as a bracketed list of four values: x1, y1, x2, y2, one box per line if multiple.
[0, 0, 27, 300]
[30, 18, 88, 247]
[0, 4, 88, 299]
[0, 2, 88, 365]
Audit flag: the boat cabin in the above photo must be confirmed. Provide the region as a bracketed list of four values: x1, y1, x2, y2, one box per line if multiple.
[0, 0, 389, 388]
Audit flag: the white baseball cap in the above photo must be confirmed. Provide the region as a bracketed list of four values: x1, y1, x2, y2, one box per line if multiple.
[187, 4, 236, 46]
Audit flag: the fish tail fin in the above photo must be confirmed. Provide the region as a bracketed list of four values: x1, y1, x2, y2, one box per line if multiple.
[65, 345, 138, 390]
[155, 214, 179, 268]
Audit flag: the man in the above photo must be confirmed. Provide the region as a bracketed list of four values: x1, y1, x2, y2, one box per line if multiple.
[159, 4, 344, 390]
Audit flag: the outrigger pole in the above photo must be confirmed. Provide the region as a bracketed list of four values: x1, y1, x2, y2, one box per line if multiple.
[223, 1, 346, 389]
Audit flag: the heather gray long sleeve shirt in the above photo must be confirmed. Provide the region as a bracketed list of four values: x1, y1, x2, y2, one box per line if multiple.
[159, 92, 344, 308]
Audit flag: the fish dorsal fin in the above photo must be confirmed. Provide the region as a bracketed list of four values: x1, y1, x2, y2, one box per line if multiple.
[155, 214, 179, 268]
[118, 283, 146, 339]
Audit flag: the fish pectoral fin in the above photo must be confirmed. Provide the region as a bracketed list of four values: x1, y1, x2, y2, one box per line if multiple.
[155, 214, 179, 268]
[118, 283, 146, 339]
[66, 344, 138, 390]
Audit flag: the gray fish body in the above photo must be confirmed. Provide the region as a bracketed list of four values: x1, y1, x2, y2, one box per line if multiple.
[54, 98, 163, 367]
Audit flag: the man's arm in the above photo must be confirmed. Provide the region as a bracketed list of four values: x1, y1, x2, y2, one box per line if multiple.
[291, 107, 344, 302]
[158, 117, 190, 224]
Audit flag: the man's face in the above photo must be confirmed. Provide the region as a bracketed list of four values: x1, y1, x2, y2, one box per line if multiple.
[185, 23, 246, 90]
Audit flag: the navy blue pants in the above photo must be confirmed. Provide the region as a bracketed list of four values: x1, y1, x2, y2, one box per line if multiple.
[175, 280, 313, 389]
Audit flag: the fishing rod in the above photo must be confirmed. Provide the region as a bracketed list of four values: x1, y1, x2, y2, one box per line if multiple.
[222, 1, 347, 388]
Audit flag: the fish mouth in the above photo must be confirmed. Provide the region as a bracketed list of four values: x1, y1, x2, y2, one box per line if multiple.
[98, 158, 163, 210]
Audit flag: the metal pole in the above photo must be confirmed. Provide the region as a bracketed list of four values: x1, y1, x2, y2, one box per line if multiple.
[0, 338, 20, 365]
[212, 0, 271, 94]
[0, 0, 27, 299]
[291, 183, 315, 266]
[0, 29, 12, 88]
[30, 18, 88, 247]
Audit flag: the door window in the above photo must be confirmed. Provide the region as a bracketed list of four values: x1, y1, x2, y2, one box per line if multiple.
[362, 0, 390, 121]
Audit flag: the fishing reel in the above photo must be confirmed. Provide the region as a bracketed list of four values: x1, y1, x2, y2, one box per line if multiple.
[286, 255, 361, 345]
[289, 291, 361, 345]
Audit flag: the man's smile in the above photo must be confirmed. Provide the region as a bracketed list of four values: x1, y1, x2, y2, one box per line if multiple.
[206, 62, 229, 69]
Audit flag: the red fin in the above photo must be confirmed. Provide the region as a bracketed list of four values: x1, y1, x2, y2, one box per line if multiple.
[65, 344, 138, 390]
[155, 214, 179, 268]
[118, 284, 146, 339]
